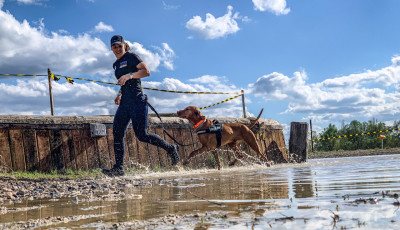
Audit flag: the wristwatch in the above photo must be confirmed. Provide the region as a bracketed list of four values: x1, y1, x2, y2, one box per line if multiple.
[129, 72, 133, 79]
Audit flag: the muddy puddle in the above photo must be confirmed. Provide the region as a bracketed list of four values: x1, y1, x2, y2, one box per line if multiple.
[1, 154, 400, 229]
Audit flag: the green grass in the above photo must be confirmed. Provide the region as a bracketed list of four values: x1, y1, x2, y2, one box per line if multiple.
[0, 169, 103, 180]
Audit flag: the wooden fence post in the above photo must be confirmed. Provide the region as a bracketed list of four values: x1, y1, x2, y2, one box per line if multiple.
[289, 122, 308, 163]
[241, 90, 246, 118]
[47, 68, 55, 116]
[310, 119, 313, 152]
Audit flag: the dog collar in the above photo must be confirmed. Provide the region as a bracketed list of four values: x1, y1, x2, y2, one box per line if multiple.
[193, 119, 206, 130]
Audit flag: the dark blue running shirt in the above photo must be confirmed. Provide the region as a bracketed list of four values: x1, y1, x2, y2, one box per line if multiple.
[113, 52, 144, 103]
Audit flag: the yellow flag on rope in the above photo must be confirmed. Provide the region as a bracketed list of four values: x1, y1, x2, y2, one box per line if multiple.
[48, 69, 60, 81]
[51, 73, 60, 81]
[66, 77, 74, 84]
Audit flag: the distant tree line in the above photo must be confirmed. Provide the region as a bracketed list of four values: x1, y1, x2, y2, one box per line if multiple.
[313, 120, 400, 152]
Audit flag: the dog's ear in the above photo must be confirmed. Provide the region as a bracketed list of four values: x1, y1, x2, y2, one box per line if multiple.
[194, 109, 206, 120]
[193, 109, 200, 116]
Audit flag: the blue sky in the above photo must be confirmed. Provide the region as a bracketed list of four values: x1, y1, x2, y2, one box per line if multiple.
[1, 0, 400, 139]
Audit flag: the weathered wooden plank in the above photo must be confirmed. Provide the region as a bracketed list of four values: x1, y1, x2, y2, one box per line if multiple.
[180, 127, 195, 167]
[106, 128, 116, 167]
[162, 127, 177, 167]
[22, 129, 39, 171]
[96, 136, 110, 169]
[61, 130, 76, 170]
[271, 130, 280, 159]
[179, 128, 192, 163]
[136, 135, 150, 167]
[82, 129, 99, 169]
[125, 128, 136, 165]
[49, 129, 65, 171]
[171, 128, 186, 166]
[0, 129, 12, 170]
[265, 130, 287, 164]
[155, 128, 168, 168]
[6, 124, 89, 130]
[276, 130, 288, 162]
[264, 130, 274, 161]
[0, 124, 10, 129]
[8, 129, 25, 171]
[1, 116, 286, 172]
[262, 131, 272, 163]
[189, 128, 202, 166]
[257, 131, 266, 158]
[258, 131, 266, 161]
[72, 130, 88, 170]
[263, 129, 271, 145]
[36, 130, 51, 172]
[147, 128, 160, 169]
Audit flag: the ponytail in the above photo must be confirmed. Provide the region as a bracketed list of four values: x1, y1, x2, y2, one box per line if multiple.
[125, 42, 130, 52]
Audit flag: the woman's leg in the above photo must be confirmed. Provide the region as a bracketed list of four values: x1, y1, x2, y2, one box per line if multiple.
[130, 100, 173, 151]
[112, 105, 131, 167]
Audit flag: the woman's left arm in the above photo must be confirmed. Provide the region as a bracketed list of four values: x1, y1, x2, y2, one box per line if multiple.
[132, 62, 150, 79]
[118, 62, 150, 86]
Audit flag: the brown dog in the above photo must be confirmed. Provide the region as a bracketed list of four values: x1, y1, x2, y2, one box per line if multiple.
[177, 106, 269, 170]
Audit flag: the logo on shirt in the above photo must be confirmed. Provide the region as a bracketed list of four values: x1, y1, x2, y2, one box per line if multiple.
[119, 60, 128, 68]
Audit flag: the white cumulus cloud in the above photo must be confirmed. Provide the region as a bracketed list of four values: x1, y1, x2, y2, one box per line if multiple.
[128, 42, 176, 71]
[0, 6, 179, 116]
[249, 59, 400, 124]
[0, 7, 176, 76]
[186, 5, 240, 39]
[94, 21, 114, 33]
[0, 9, 114, 76]
[252, 0, 290, 15]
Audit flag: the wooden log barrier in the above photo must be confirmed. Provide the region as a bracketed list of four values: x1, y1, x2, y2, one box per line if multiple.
[0, 115, 287, 172]
[289, 122, 309, 163]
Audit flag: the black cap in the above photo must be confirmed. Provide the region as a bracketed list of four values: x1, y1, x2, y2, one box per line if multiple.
[111, 35, 124, 46]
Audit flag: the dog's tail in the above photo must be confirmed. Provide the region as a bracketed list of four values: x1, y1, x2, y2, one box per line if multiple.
[247, 108, 264, 129]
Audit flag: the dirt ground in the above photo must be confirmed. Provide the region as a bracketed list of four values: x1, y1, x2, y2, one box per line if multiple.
[308, 147, 400, 159]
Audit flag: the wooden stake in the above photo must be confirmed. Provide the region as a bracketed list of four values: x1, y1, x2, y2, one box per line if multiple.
[241, 90, 246, 118]
[289, 122, 309, 163]
[310, 119, 313, 152]
[47, 68, 54, 116]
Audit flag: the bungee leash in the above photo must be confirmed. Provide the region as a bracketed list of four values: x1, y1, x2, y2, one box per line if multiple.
[145, 98, 193, 147]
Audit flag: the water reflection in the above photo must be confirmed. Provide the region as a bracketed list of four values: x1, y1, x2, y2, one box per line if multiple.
[291, 167, 314, 198]
[1, 154, 400, 229]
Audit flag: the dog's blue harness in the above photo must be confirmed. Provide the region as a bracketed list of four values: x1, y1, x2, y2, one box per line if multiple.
[196, 120, 223, 148]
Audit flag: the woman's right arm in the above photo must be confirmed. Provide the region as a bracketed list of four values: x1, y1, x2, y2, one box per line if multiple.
[115, 88, 122, 105]
[117, 62, 150, 86]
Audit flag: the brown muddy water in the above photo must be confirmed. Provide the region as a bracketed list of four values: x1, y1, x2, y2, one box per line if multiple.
[1, 154, 400, 229]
